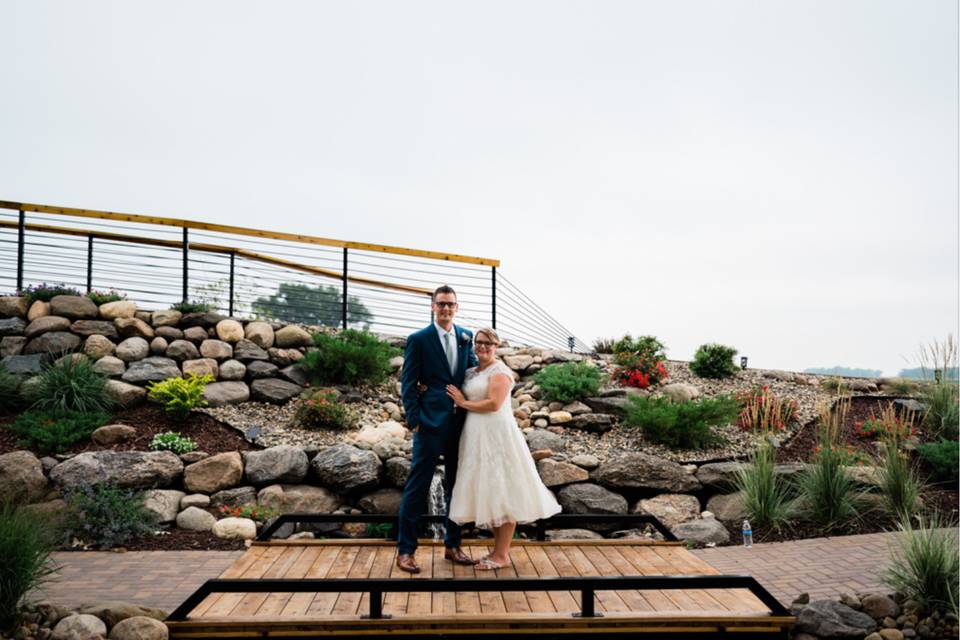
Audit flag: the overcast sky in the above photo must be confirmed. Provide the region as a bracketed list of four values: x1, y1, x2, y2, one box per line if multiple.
[2, 1, 957, 375]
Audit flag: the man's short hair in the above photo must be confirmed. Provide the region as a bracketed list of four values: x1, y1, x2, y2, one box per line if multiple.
[432, 285, 457, 303]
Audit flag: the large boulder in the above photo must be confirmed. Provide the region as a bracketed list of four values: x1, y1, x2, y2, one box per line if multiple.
[556, 483, 628, 514]
[526, 429, 565, 452]
[93, 355, 125, 377]
[122, 357, 181, 384]
[695, 462, 748, 489]
[243, 445, 308, 485]
[0, 317, 27, 336]
[503, 354, 534, 371]
[211, 486, 258, 508]
[180, 311, 225, 329]
[143, 489, 186, 523]
[50, 451, 183, 489]
[24, 331, 81, 354]
[176, 506, 216, 531]
[70, 319, 119, 339]
[233, 339, 269, 361]
[104, 379, 147, 407]
[796, 599, 878, 637]
[182, 326, 208, 343]
[278, 364, 309, 386]
[244, 322, 275, 348]
[358, 488, 403, 514]
[591, 453, 701, 492]
[77, 602, 167, 629]
[274, 325, 312, 348]
[215, 319, 244, 343]
[268, 348, 304, 367]
[660, 383, 701, 403]
[0, 296, 28, 318]
[246, 360, 279, 380]
[182, 358, 218, 379]
[860, 594, 899, 619]
[1, 353, 43, 375]
[51, 614, 106, 640]
[634, 494, 701, 529]
[251, 378, 302, 404]
[705, 492, 748, 523]
[183, 452, 243, 493]
[218, 359, 246, 380]
[384, 457, 412, 488]
[537, 459, 589, 487]
[24, 315, 71, 338]
[671, 518, 730, 545]
[116, 337, 150, 362]
[26, 300, 49, 321]
[114, 317, 155, 339]
[0, 451, 47, 504]
[97, 300, 137, 320]
[203, 381, 250, 407]
[49, 295, 97, 320]
[84, 334, 117, 360]
[583, 396, 629, 415]
[0, 336, 27, 357]
[310, 444, 382, 493]
[212, 517, 257, 540]
[108, 615, 168, 640]
[199, 339, 233, 361]
[568, 413, 615, 433]
[151, 309, 182, 327]
[257, 483, 341, 513]
[165, 339, 200, 361]
[91, 424, 137, 445]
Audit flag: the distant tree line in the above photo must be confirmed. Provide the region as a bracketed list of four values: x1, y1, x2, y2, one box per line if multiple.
[896, 367, 959, 380]
[803, 366, 883, 378]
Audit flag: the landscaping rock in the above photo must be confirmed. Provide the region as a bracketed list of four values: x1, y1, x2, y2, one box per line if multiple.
[352, 421, 407, 448]
[660, 383, 700, 403]
[91, 424, 137, 445]
[182, 326, 208, 343]
[311, 444, 382, 493]
[210, 486, 258, 508]
[25, 315, 71, 338]
[50, 450, 182, 489]
[258, 483, 341, 513]
[0, 335, 26, 357]
[212, 517, 258, 540]
[49, 295, 98, 320]
[267, 347, 303, 367]
[503, 354, 534, 371]
[696, 461, 748, 489]
[570, 454, 600, 469]
[180, 494, 210, 509]
[199, 339, 232, 361]
[1, 353, 44, 374]
[591, 452, 701, 492]
[537, 458, 589, 487]
[215, 319, 244, 343]
[0, 451, 47, 504]
[861, 594, 900, 620]
[251, 378, 302, 404]
[98, 300, 138, 320]
[180, 311, 225, 328]
[384, 457, 412, 488]
[0, 296, 27, 318]
[234, 339, 269, 361]
[116, 337, 150, 362]
[568, 413, 615, 433]
[85, 334, 117, 360]
[274, 325, 312, 348]
[634, 493, 701, 529]
[557, 483, 628, 514]
[19, 498, 71, 529]
[108, 615, 168, 640]
[143, 489, 186, 522]
[243, 445, 308, 485]
[218, 359, 246, 380]
[155, 326, 183, 341]
[546, 528, 604, 540]
[246, 360, 279, 379]
[358, 488, 403, 513]
[154, 336, 171, 355]
[151, 309, 182, 327]
[104, 379, 146, 407]
[526, 429, 565, 452]
[182, 358, 218, 379]
[671, 518, 730, 545]
[0, 317, 27, 336]
[583, 396, 629, 415]
[27, 299, 50, 321]
[70, 319, 119, 338]
[184, 452, 243, 493]
[548, 410, 573, 424]
[176, 506, 216, 531]
[705, 492, 747, 522]
[114, 317, 155, 339]
[203, 381, 250, 407]
[24, 331, 81, 354]
[278, 364, 309, 386]
[796, 599, 877, 637]
[51, 613, 107, 640]
[122, 357, 181, 384]
[244, 321, 275, 348]
[166, 339, 200, 361]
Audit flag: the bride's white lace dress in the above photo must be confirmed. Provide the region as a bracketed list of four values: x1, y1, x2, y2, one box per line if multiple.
[449, 360, 562, 529]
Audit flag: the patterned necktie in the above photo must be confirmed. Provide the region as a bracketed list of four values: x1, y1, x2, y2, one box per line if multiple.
[444, 332, 456, 374]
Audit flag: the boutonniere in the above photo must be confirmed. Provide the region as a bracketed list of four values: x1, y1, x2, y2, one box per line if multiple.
[459, 332, 471, 348]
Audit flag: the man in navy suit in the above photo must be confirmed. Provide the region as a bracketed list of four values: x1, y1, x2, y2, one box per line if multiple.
[395, 285, 479, 573]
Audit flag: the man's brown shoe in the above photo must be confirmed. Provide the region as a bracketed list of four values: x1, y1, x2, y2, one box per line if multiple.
[396, 553, 420, 574]
[444, 547, 475, 565]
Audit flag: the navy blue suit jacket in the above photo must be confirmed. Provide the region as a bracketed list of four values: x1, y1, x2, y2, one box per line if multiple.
[401, 324, 479, 431]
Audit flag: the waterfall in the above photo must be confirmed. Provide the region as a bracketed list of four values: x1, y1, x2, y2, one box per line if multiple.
[427, 466, 446, 540]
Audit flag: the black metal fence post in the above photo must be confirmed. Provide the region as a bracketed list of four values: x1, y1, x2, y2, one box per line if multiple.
[342, 248, 348, 330]
[181, 227, 189, 302]
[578, 589, 598, 618]
[491, 266, 497, 329]
[228, 251, 235, 317]
[16, 210, 25, 292]
[86, 235, 94, 292]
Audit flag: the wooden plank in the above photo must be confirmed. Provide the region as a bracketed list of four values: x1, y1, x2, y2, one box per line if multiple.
[615, 545, 683, 612]
[280, 546, 343, 617]
[204, 545, 287, 618]
[630, 547, 705, 612]
[331, 546, 377, 616]
[653, 546, 767, 614]
[357, 545, 396, 616]
[496, 546, 532, 613]
[306, 546, 359, 616]
[453, 545, 482, 615]
[431, 544, 457, 615]
[230, 546, 305, 618]
[584, 545, 654, 613]
[383, 546, 410, 616]
[254, 546, 321, 617]
[560, 545, 630, 613]
[474, 545, 506, 615]
[406, 543, 434, 616]
[530, 546, 579, 613]
[188, 546, 267, 618]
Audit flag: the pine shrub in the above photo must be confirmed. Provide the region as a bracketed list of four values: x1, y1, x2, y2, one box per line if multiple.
[534, 362, 602, 404]
[690, 343, 739, 379]
[917, 439, 959, 484]
[623, 394, 739, 449]
[9, 410, 110, 454]
[302, 329, 399, 386]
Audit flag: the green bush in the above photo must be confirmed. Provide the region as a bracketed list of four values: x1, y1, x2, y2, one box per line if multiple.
[882, 512, 959, 613]
[63, 483, 158, 549]
[86, 288, 126, 305]
[295, 390, 355, 430]
[534, 362, 602, 404]
[797, 434, 863, 530]
[623, 395, 739, 449]
[0, 364, 22, 414]
[301, 329, 399, 386]
[917, 439, 959, 484]
[690, 343, 739, 379]
[734, 441, 795, 531]
[613, 334, 666, 358]
[9, 410, 110, 454]
[148, 431, 198, 454]
[820, 377, 849, 394]
[20, 283, 81, 304]
[29, 356, 111, 414]
[146, 374, 213, 418]
[0, 501, 59, 632]
[922, 382, 959, 439]
[170, 300, 214, 313]
[592, 337, 616, 354]
[877, 438, 924, 521]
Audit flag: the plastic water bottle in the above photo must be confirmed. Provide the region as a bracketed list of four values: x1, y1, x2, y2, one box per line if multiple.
[742, 519, 753, 548]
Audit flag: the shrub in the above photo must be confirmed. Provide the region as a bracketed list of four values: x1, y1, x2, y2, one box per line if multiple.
[736, 386, 798, 434]
[301, 329, 399, 386]
[364, 523, 393, 538]
[612, 335, 668, 389]
[917, 439, 959, 484]
[149, 431, 198, 455]
[854, 414, 915, 441]
[534, 362, 602, 404]
[690, 343, 739, 379]
[28, 356, 111, 414]
[882, 512, 959, 613]
[885, 378, 921, 396]
[170, 300, 214, 313]
[592, 337, 616, 354]
[146, 374, 213, 418]
[295, 391, 354, 430]
[820, 377, 849, 394]
[0, 501, 59, 632]
[0, 364, 22, 414]
[623, 394, 739, 449]
[19, 283, 81, 304]
[218, 504, 278, 522]
[921, 382, 959, 439]
[86, 288, 126, 305]
[734, 441, 795, 531]
[9, 410, 110, 454]
[63, 483, 158, 549]
[877, 438, 923, 521]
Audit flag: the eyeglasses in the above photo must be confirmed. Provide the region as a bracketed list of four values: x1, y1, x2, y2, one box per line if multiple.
[475, 340, 495, 348]
[434, 301, 458, 309]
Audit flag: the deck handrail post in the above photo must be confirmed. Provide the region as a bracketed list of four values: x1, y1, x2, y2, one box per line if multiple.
[228, 251, 235, 317]
[16, 209, 25, 292]
[491, 266, 497, 328]
[342, 247, 348, 329]
[181, 226, 189, 303]
[578, 588, 598, 617]
[86, 234, 94, 292]
[368, 590, 384, 619]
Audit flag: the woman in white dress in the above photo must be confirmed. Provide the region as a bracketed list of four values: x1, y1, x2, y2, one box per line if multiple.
[446, 327, 561, 570]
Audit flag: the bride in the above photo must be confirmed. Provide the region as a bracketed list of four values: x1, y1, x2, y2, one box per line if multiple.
[446, 327, 561, 570]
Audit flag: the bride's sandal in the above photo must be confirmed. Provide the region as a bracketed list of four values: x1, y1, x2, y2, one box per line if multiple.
[475, 557, 508, 571]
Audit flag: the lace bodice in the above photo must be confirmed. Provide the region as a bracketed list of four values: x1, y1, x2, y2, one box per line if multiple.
[462, 360, 515, 408]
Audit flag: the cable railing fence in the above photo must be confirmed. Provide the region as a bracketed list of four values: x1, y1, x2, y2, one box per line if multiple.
[0, 200, 588, 353]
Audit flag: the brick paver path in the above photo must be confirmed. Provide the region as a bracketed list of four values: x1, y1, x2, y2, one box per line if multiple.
[35, 531, 953, 612]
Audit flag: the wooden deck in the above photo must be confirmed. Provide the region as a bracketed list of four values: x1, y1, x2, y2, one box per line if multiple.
[166, 539, 794, 638]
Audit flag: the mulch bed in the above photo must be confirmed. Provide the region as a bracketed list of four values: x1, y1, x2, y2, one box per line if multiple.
[0, 404, 259, 457]
[118, 527, 247, 552]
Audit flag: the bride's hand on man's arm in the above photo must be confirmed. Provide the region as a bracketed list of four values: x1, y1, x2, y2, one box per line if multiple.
[446, 385, 465, 407]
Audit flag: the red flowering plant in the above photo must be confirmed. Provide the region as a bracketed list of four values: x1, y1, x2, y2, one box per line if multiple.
[854, 414, 916, 441]
[736, 386, 798, 433]
[295, 390, 354, 430]
[218, 504, 279, 522]
[611, 335, 668, 389]
[813, 443, 870, 466]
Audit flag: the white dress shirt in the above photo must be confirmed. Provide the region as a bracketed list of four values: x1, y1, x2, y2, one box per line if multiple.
[434, 322, 458, 373]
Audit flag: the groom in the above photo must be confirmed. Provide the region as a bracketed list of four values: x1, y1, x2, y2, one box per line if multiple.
[395, 285, 479, 573]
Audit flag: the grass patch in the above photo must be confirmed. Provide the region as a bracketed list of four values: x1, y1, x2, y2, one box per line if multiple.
[0, 501, 59, 632]
[882, 512, 959, 614]
[28, 355, 112, 414]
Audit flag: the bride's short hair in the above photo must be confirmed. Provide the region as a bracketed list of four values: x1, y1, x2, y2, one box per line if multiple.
[476, 327, 500, 345]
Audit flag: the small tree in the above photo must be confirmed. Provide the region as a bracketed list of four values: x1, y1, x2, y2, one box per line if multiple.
[253, 283, 372, 328]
